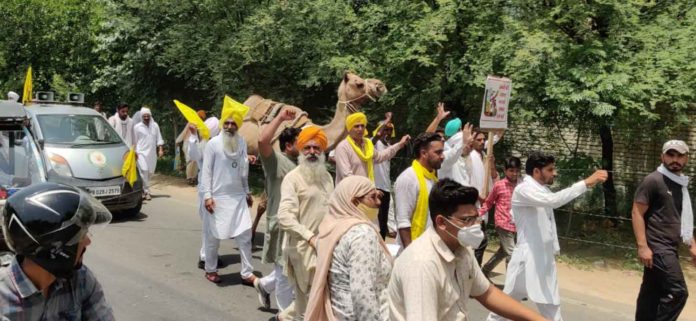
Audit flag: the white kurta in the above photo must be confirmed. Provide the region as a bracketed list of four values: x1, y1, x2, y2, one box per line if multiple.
[199, 134, 251, 239]
[133, 121, 164, 174]
[503, 176, 587, 305]
[438, 132, 468, 185]
[108, 115, 135, 147]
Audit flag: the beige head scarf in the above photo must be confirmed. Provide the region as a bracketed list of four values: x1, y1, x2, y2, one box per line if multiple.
[304, 176, 392, 321]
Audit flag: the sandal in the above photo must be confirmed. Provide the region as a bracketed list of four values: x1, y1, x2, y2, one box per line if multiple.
[205, 272, 221, 283]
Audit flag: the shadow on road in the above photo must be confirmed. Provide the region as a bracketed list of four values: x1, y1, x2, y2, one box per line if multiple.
[110, 212, 149, 224]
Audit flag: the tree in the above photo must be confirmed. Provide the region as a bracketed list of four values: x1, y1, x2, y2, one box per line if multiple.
[0, 0, 101, 100]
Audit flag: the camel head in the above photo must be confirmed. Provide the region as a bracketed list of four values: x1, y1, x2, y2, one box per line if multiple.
[337, 72, 388, 109]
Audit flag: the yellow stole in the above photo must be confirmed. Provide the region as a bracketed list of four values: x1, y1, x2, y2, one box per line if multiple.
[411, 159, 438, 239]
[346, 136, 375, 181]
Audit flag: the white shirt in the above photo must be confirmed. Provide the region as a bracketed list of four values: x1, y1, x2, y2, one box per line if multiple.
[438, 132, 468, 186]
[393, 166, 435, 247]
[388, 228, 490, 321]
[373, 140, 392, 191]
[133, 121, 164, 173]
[108, 115, 135, 147]
[504, 176, 587, 304]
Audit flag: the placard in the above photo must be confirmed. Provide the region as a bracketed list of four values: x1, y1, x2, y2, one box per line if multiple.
[479, 75, 511, 129]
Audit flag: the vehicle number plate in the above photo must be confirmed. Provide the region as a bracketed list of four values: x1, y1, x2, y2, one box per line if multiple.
[88, 185, 121, 197]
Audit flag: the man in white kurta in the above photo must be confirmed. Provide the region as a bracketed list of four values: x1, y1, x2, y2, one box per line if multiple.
[133, 107, 164, 199]
[200, 116, 255, 284]
[186, 117, 220, 267]
[438, 122, 474, 185]
[108, 103, 135, 147]
[487, 152, 607, 321]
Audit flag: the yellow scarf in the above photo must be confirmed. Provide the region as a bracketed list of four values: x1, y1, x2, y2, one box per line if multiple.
[346, 136, 375, 181]
[411, 159, 438, 239]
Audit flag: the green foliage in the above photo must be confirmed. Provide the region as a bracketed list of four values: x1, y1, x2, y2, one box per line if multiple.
[0, 0, 101, 99]
[0, 0, 693, 143]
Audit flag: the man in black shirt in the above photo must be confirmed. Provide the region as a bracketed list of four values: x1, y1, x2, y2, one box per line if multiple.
[632, 139, 695, 321]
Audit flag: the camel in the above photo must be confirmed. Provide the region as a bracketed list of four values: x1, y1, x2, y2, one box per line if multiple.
[238, 72, 387, 155]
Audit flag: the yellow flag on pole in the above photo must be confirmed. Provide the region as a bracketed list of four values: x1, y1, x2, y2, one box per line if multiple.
[22, 67, 32, 106]
[220, 95, 249, 129]
[122, 147, 138, 187]
[173, 100, 209, 140]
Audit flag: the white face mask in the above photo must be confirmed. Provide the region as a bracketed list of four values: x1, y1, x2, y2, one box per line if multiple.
[445, 217, 484, 248]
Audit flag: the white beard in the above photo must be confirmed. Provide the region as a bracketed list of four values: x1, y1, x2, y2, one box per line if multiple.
[222, 131, 239, 155]
[298, 153, 328, 185]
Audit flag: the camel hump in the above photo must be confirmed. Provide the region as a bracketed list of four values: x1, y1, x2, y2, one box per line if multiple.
[243, 95, 312, 129]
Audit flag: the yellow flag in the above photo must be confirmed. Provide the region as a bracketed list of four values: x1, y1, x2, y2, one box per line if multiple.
[22, 67, 32, 106]
[220, 95, 249, 129]
[122, 147, 138, 187]
[173, 100, 209, 140]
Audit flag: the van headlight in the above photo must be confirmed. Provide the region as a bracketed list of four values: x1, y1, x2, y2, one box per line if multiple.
[49, 153, 73, 177]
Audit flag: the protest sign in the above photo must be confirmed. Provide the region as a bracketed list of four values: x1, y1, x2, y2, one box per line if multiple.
[479, 76, 512, 130]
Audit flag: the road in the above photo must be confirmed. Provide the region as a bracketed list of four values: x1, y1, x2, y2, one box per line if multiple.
[84, 177, 692, 321]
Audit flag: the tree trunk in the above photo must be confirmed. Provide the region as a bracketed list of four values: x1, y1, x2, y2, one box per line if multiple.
[599, 124, 618, 222]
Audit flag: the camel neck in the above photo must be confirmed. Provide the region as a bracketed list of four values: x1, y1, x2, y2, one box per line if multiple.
[321, 101, 353, 148]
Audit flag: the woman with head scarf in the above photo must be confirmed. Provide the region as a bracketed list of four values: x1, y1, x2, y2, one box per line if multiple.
[304, 176, 393, 321]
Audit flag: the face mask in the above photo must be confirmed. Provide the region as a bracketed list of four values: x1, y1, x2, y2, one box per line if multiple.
[357, 203, 379, 224]
[445, 218, 484, 248]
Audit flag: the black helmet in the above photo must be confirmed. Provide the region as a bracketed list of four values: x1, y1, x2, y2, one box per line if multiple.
[1, 183, 111, 278]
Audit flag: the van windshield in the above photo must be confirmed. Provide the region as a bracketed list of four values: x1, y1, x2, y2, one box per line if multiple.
[37, 115, 123, 146]
[0, 128, 45, 188]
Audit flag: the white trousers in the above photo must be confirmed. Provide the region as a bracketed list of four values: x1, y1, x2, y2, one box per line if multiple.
[198, 197, 208, 261]
[259, 263, 295, 311]
[204, 228, 253, 278]
[486, 257, 563, 321]
[139, 168, 151, 194]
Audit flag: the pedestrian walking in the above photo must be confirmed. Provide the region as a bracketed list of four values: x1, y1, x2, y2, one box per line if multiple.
[253, 109, 301, 316]
[487, 152, 607, 321]
[480, 156, 521, 277]
[334, 112, 409, 185]
[469, 128, 503, 266]
[278, 126, 334, 320]
[185, 117, 220, 269]
[632, 140, 695, 321]
[388, 178, 546, 321]
[305, 176, 393, 321]
[393, 132, 445, 249]
[108, 103, 135, 146]
[372, 112, 397, 238]
[199, 105, 256, 285]
[133, 107, 164, 200]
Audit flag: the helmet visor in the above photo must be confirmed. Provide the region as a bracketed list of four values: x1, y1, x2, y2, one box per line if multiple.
[64, 189, 112, 246]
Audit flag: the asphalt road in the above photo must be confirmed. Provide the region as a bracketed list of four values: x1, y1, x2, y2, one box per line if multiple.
[84, 182, 648, 321]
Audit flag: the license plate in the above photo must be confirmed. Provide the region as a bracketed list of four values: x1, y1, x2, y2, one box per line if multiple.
[88, 185, 121, 197]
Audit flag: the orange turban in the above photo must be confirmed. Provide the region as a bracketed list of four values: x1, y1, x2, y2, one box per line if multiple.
[296, 126, 328, 151]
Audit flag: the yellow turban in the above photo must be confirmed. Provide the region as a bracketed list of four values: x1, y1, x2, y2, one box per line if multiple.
[296, 126, 328, 151]
[220, 95, 249, 129]
[345, 112, 367, 131]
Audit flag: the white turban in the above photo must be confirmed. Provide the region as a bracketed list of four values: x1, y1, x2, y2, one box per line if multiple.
[141, 107, 152, 116]
[205, 117, 220, 137]
[7, 91, 19, 102]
